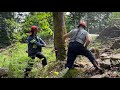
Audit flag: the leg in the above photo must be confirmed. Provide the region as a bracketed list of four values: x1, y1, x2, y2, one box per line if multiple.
[36, 52, 47, 66]
[24, 56, 35, 78]
[65, 54, 77, 69]
[83, 49, 101, 70]
[65, 47, 77, 69]
[83, 50, 104, 74]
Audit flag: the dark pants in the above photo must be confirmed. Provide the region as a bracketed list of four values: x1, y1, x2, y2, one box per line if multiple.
[36, 52, 47, 66]
[24, 52, 47, 78]
[65, 41, 96, 69]
[29, 52, 47, 66]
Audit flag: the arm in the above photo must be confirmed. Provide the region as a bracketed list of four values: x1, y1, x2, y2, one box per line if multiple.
[28, 37, 45, 47]
[63, 32, 71, 43]
[39, 38, 46, 47]
[84, 33, 91, 49]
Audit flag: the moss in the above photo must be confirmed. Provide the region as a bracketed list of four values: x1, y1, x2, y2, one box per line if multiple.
[63, 68, 85, 78]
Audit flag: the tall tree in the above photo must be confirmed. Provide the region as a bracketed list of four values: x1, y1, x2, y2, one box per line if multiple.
[65, 12, 86, 32]
[0, 12, 14, 48]
[66, 12, 111, 34]
[21, 12, 53, 42]
[53, 12, 67, 60]
[109, 12, 120, 26]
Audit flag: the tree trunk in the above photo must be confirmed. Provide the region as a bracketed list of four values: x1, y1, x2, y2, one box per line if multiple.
[0, 12, 12, 48]
[53, 12, 67, 61]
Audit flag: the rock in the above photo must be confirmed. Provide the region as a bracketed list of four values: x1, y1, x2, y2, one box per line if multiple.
[110, 54, 120, 60]
[97, 26, 120, 40]
[73, 64, 84, 68]
[0, 68, 9, 77]
[104, 48, 111, 52]
[101, 70, 120, 78]
[99, 60, 111, 69]
[91, 74, 103, 78]
[111, 39, 120, 49]
[100, 53, 110, 61]
[100, 53, 108, 57]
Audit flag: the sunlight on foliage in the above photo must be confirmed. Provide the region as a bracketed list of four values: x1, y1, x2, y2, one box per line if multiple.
[0, 42, 56, 78]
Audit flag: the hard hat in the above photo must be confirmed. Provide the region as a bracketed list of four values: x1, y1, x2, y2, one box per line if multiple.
[31, 26, 39, 32]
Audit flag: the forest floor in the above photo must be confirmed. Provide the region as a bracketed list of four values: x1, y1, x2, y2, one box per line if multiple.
[60, 36, 120, 78]
[0, 35, 120, 78]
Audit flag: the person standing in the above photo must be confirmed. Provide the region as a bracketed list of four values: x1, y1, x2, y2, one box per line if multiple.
[63, 21, 103, 73]
[24, 25, 47, 78]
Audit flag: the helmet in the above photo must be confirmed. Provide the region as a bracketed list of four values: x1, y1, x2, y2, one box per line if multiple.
[31, 26, 39, 32]
[79, 21, 87, 28]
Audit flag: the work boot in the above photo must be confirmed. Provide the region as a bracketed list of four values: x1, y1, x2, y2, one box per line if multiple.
[95, 67, 104, 74]
[24, 72, 29, 78]
[42, 64, 47, 68]
[24, 68, 32, 78]
[92, 60, 104, 74]
[42, 59, 47, 68]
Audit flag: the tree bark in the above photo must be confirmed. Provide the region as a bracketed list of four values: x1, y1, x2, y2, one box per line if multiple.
[0, 12, 12, 48]
[53, 12, 67, 61]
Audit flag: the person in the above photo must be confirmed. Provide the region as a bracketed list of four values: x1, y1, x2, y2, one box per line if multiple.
[63, 20, 103, 73]
[24, 25, 47, 78]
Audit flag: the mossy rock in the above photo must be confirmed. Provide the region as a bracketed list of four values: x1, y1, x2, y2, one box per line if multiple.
[63, 68, 85, 78]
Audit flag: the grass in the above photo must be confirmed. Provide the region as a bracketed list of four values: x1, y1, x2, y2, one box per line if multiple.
[0, 42, 56, 78]
[0, 34, 113, 78]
